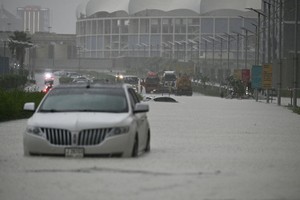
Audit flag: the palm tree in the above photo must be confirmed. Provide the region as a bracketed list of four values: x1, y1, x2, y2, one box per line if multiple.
[8, 31, 32, 72]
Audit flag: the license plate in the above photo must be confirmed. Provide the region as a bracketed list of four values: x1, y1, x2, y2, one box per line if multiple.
[65, 148, 84, 158]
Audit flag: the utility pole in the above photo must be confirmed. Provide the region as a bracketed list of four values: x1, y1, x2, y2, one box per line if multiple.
[242, 28, 249, 69]
[293, 0, 299, 108]
[264, 0, 272, 103]
[224, 32, 234, 77]
[216, 35, 227, 82]
[232, 32, 240, 69]
[278, 0, 283, 106]
[246, 8, 266, 65]
[202, 37, 211, 70]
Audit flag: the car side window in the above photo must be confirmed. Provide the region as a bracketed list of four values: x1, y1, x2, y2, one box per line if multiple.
[128, 88, 140, 110]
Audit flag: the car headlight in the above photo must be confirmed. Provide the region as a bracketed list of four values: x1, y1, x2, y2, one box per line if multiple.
[26, 126, 43, 136]
[106, 127, 130, 138]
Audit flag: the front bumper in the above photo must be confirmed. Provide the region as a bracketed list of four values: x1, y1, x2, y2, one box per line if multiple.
[23, 131, 134, 157]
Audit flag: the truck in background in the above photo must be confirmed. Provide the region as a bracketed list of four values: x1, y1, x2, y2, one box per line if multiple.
[143, 71, 161, 93]
[161, 71, 177, 94]
[175, 73, 193, 96]
[123, 75, 139, 92]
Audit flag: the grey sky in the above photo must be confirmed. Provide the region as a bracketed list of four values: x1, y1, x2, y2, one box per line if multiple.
[1, 0, 84, 34]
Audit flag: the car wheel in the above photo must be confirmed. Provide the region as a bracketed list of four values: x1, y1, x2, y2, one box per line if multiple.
[131, 134, 139, 157]
[145, 130, 150, 153]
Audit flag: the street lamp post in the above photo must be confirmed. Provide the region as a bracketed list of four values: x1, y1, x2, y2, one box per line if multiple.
[224, 32, 233, 76]
[216, 35, 228, 82]
[77, 46, 81, 71]
[241, 27, 255, 69]
[277, 0, 283, 106]
[208, 36, 216, 69]
[232, 32, 241, 69]
[247, 8, 266, 65]
[293, 0, 299, 108]
[174, 41, 181, 60]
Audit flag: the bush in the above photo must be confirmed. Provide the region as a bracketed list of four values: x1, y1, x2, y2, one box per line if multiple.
[0, 89, 45, 122]
[293, 107, 300, 115]
[0, 74, 27, 90]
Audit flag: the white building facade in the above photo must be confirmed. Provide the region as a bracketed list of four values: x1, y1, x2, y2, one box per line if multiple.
[76, 0, 260, 62]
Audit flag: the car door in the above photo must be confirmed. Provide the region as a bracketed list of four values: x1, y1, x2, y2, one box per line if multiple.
[128, 88, 148, 151]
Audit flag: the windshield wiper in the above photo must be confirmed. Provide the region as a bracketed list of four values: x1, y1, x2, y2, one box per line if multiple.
[39, 109, 59, 113]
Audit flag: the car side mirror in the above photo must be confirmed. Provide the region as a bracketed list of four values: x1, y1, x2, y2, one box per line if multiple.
[133, 103, 149, 113]
[23, 102, 35, 111]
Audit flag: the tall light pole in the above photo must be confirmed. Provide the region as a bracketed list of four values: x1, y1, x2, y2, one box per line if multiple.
[224, 32, 232, 77]
[241, 27, 255, 69]
[251, 23, 259, 65]
[232, 32, 241, 69]
[246, 8, 266, 65]
[293, 0, 299, 108]
[277, 0, 283, 106]
[76, 46, 82, 71]
[216, 35, 227, 82]
[174, 41, 181, 60]
[202, 37, 212, 76]
[239, 15, 259, 65]
[208, 36, 217, 69]
[264, 0, 272, 103]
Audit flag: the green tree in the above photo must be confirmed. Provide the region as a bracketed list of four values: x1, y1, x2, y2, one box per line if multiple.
[226, 75, 245, 97]
[8, 31, 32, 72]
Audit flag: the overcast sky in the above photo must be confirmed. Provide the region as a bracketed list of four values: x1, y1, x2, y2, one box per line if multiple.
[1, 0, 85, 34]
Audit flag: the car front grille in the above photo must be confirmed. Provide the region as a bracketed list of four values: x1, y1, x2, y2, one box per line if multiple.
[42, 128, 72, 146]
[78, 128, 111, 146]
[41, 128, 112, 146]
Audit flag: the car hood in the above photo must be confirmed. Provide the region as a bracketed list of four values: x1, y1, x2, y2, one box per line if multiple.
[27, 112, 131, 130]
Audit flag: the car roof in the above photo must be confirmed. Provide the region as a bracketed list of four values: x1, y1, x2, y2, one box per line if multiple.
[53, 83, 131, 90]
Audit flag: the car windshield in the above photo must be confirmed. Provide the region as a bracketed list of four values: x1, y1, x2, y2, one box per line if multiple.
[164, 74, 176, 81]
[38, 87, 128, 113]
[124, 77, 138, 85]
[146, 77, 159, 83]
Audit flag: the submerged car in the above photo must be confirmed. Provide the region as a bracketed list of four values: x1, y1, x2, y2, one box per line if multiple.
[23, 83, 150, 158]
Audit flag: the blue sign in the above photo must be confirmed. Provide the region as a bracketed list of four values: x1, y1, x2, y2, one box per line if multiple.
[251, 65, 262, 89]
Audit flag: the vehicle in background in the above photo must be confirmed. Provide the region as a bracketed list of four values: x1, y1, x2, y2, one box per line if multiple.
[72, 76, 92, 84]
[161, 71, 177, 94]
[53, 70, 67, 76]
[115, 73, 124, 82]
[175, 73, 193, 96]
[143, 71, 160, 93]
[123, 75, 139, 92]
[41, 84, 53, 94]
[44, 72, 54, 85]
[23, 83, 150, 158]
[67, 72, 81, 79]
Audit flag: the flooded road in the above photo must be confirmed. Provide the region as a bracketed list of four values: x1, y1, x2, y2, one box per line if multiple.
[1, 95, 300, 200]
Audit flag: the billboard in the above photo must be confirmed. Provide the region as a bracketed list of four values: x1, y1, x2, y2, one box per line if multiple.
[251, 65, 262, 89]
[251, 64, 273, 89]
[234, 69, 250, 84]
[262, 64, 272, 89]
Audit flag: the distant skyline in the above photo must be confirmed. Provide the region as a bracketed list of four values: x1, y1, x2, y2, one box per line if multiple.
[1, 0, 85, 34]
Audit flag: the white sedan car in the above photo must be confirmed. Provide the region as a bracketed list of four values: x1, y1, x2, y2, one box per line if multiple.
[23, 83, 150, 158]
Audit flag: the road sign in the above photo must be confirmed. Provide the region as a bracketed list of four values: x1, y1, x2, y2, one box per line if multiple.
[251, 65, 262, 89]
[262, 64, 272, 89]
[242, 69, 250, 84]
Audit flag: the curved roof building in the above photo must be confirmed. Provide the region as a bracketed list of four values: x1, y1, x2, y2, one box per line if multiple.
[76, 0, 260, 78]
[128, 0, 201, 15]
[81, 0, 261, 17]
[86, 0, 130, 17]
